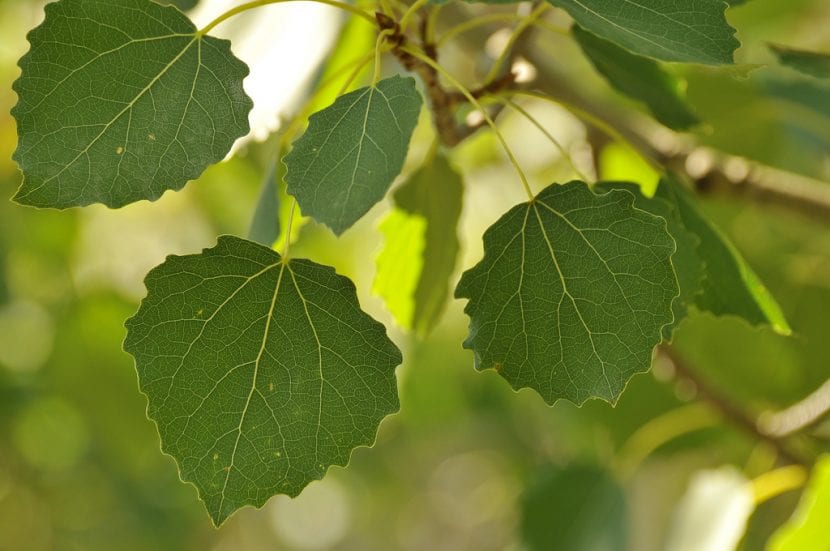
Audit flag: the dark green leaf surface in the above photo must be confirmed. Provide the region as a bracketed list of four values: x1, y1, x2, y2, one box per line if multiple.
[549, 0, 739, 64]
[594, 182, 703, 340]
[455, 182, 678, 405]
[521, 464, 627, 551]
[124, 236, 401, 525]
[770, 44, 830, 79]
[12, 0, 252, 209]
[573, 26, 700, 130]
[284, 76, 422, 235]
[375, 154, 463, 336]
[656, 176, 791, 335]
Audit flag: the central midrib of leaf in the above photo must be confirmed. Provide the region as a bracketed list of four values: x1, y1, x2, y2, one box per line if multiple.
[19, 33, 202, 199]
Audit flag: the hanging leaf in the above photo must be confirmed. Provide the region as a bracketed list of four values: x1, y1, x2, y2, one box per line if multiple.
[124, 236, 401, 525]
[375, 153, 463, 336]
[548, 0, 739, 64]
[12, 0, 252, 209]
[284, 75, 423, 235]
[247, 157, 282, 247]
[655, 176, 791, 335]
[573, 26, 700, 130]
[770, 44, 830, 79]
[456, 181, 678, 405]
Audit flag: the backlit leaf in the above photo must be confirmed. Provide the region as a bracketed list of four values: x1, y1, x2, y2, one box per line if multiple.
[12, 0, 252, 209]
[124, 236, 401, 525]
[284, 76, 423, 235]
[769, 456, 830, 551]
[455, 181, 678, 405]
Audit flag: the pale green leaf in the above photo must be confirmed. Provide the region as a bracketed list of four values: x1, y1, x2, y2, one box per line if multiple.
[455, 181, 678, 405]
[655, 176, 791, 335]
[284, 76, 423, 235]
[247, 158, 281, 247]
[549, 0, 739, 64]
[375, 154, 463, 336]
[594, 182, 703, 340]
[12, 0, 252, 209]
[124, 236, 401, 525]
[769, 455, 830, 551]
[770, 44, 830, 79]
[573, 26, 700, 130]
[521, 464, 627, 551]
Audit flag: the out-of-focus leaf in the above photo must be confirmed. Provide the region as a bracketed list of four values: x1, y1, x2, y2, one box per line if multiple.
[656, 176, 790, 335]
[124, 236, 401, 525]
[665, 467, 754, 551]
[521, 464, 627, 551]
[573, 26, 700, 130]
[375, 154, 463, 336]
[284, 76, 423, 235]
[547, 0, 739, 64]
[594, 182, 703, 340]
[456, 181, 678, 405]
[12, 0, 252, 208]
[247, 157, 282, 247]
[769, 456, 830, 551]
[770, 45, 830, 79]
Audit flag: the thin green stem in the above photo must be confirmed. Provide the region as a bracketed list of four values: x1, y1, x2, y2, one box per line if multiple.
[616, 403, 720, 479]
[282, 199, 298, 259]
[401, 46, 534, 200]
[484, 3, 548, 84]
[510, 89, 663, 172]
[497, 96, 590, 181]
[399, 0, 431, 33]
[373, 30, 395, 84]
[751, 465, 807, 505]
[425, 5, 442, 44]
[198, 0, 375, 35]
[436, 13, 521, 48]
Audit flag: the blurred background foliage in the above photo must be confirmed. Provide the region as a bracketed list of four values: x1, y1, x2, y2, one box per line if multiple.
[1, 0, 829, 549]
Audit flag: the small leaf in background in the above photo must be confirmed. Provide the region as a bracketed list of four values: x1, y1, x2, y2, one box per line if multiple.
[247, 157, 282, 247]
[770, 44, 830, 79]
[521, 464, 627, 551]
[656, 176, 791, 335]
[665, 467, 754, 551]
[12, 0, 252, 209]
[375, 153, 463, 336]
[769, 456, 830, 551]
[284, 76, 423, 235]
[593, 182, 703, 340]
[548, 0, 740, 64]
[124, 236, 401, 525]
[456, 181, 678, 405]
[573, 26, 700, 130]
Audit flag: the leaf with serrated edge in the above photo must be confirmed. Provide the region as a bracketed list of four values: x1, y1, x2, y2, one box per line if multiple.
[594, 182, 703, 341]
[124, 236, 401, 525]
[284, 75, 423, 235]
[456, 182, 678, 405]
[548, 0, 739, 64]
[12, 0, 252, 209]
[656, 175, 791, 335]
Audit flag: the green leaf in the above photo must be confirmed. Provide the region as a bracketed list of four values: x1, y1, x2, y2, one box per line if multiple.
[548, 0, 739, 64]
[12, 0, 252, 209]
[769, 455, 830, 551]
[455, 181, 678, 405]
[247, 158, 282, 247]
[594, 182, 703, 340]
[770, 44, 830, 79]
[655, 176, 791, 335]
[521, 464, 627, 551]
[375, 154, 464, 336]
[573, 26, 700, 130]
[123, 236, 401, 525]
[284, 76, 423, 235]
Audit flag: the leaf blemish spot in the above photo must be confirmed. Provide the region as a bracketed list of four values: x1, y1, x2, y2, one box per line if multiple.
[116, 146, 124, 155]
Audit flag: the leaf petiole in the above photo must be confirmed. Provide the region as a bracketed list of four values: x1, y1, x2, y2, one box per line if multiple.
[197, 0, 376, 36]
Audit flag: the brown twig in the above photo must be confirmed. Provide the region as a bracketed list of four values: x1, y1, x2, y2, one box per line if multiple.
[660, 346, 814, 468]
